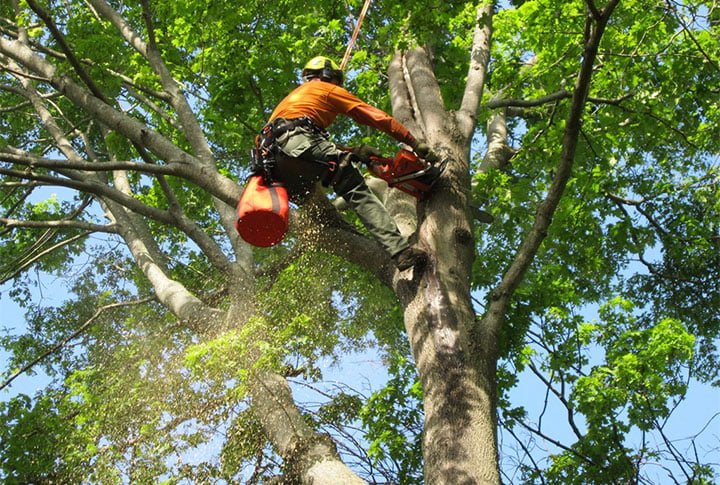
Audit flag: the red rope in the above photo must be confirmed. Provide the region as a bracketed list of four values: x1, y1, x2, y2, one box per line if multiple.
[340, 0, 372, 71]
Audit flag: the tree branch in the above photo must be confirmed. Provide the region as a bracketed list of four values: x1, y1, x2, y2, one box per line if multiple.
[664, 0, 720, 70]
[0, 231, 91, 285]
[251, 371, 368, 484]
[458, 3, 494, 139]
[293, 191, 395, 288]
[482, 0, 620, 341]
[0, 147, 240, 205]
[405, 47, 447, 143]
[76, 0, 247, 255]
[514, 416, 596, 466]
[485, 90, 633, 110]
[106, 202, 223, 328]
[479, 110, 516, 173]
[0, 36, 241, 207]
[0, 166, 181, 226]
[25, 0, 108, 102]
[388, 51, 424, 139]
[0, 217, 116, 233]
[527, 359, 584, 440]
[485, 90, 572, 109]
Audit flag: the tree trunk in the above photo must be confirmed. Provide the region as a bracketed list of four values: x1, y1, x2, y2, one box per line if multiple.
[386, 3, 617, 481]
[386, 35, 503, 481]
[395, 151, 501, 483]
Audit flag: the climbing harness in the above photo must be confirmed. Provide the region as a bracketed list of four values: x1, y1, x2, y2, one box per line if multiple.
[253, 116, 326, 183]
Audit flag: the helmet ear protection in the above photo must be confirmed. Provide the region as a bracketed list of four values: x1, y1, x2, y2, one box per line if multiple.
[302, 56, 343, 86]
[322, 59, 335, 83]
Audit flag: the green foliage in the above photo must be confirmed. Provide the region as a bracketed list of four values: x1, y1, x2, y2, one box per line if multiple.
[576, 303, 695, 430]
[220, 409, 271, 479]
[544, 312, 696, 484]
[506, 296, 702, 484]
[0, 391, 91, 483]
[2, 0, 719, 482]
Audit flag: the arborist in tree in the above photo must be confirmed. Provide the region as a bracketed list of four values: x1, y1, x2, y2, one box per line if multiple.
[256, 56, 440, 271]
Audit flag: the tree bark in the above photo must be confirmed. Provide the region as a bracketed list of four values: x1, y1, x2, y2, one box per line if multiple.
[386, 1, 617, 482]
[390, 43, 501, 481]
[252, 372, 368, 484]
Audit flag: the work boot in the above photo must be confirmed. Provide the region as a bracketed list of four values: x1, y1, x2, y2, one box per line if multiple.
[393, 247, 428, 271]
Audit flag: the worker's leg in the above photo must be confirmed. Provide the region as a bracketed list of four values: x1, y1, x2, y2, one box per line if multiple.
[278, 131, 417, 263]
[274, 130, 327, 201]
[332, 160, 409, 257]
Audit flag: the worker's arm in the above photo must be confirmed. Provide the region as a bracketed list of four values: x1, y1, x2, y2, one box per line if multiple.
[346, 103, 417, 146]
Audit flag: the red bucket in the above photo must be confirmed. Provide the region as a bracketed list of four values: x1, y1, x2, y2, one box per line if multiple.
[235, 175, 289, 247]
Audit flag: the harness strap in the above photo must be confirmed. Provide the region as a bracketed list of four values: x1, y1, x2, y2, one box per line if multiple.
[261, 116, 322, 145]
[254, 117, 318, 184]
[256, 116, 337, 187]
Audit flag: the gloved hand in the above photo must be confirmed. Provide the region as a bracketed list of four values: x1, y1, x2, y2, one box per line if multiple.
[412, 141, 439, 164]
[352, 144, 383, 165]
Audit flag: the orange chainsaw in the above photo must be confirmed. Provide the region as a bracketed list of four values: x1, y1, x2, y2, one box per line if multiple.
[368, 148, 445, 200]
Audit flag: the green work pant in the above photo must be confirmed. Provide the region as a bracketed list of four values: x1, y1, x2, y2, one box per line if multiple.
[273, 127, 408, 256]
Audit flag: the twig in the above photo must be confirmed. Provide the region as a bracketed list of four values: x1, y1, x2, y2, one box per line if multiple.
[0, 296, 156, 391]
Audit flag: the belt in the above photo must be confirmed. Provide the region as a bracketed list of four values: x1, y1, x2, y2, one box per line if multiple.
[261, 116, 323, 143]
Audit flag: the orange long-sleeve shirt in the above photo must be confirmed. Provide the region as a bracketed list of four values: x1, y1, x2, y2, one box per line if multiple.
[269, 79, 416, 146]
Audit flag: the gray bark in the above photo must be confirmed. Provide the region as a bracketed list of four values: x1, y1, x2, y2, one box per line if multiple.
[383, 1, 618, 483]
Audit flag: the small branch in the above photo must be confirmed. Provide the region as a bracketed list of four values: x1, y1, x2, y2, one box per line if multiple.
[0, 231, 91, 284]
[664, 0, 720, 71]
[0, 166, 179, 225]
[0, 297, 155, 391]
[155, 174, 235, 276]
[0, 62, 51, 82]
[652, 415, 693, 483]
[527, 359, 584, 440]
[124, 84, 180, 130]
[497, 414, 547, 485]
[0, 151, 181, 176]
[514, 416, 595, 465]
[587, 92, 635, 105]
[485, 90, 571, 109]
[0, 217, 117, 232]
[25, 0, 109, 103]
[486, 91, 633, 110]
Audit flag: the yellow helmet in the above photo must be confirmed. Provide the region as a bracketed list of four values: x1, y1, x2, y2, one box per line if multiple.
[302, 56, 343, 85]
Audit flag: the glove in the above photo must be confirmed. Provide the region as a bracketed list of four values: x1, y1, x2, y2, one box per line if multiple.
[412, 141, 439, 164]
[352, 144, 382, 165]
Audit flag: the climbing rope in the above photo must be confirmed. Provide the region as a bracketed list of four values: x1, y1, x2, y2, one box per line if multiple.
[340, 0, 372, 70]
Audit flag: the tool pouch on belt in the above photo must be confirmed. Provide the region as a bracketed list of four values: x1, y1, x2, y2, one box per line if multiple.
[253, 122, 284, 185]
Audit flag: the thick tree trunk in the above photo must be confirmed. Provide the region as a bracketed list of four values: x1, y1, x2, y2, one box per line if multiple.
[387, 27, 502, 480]
[387, 4, 616, 482]
[420, 358, 499, 484]
[398, 175, 501, 484]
